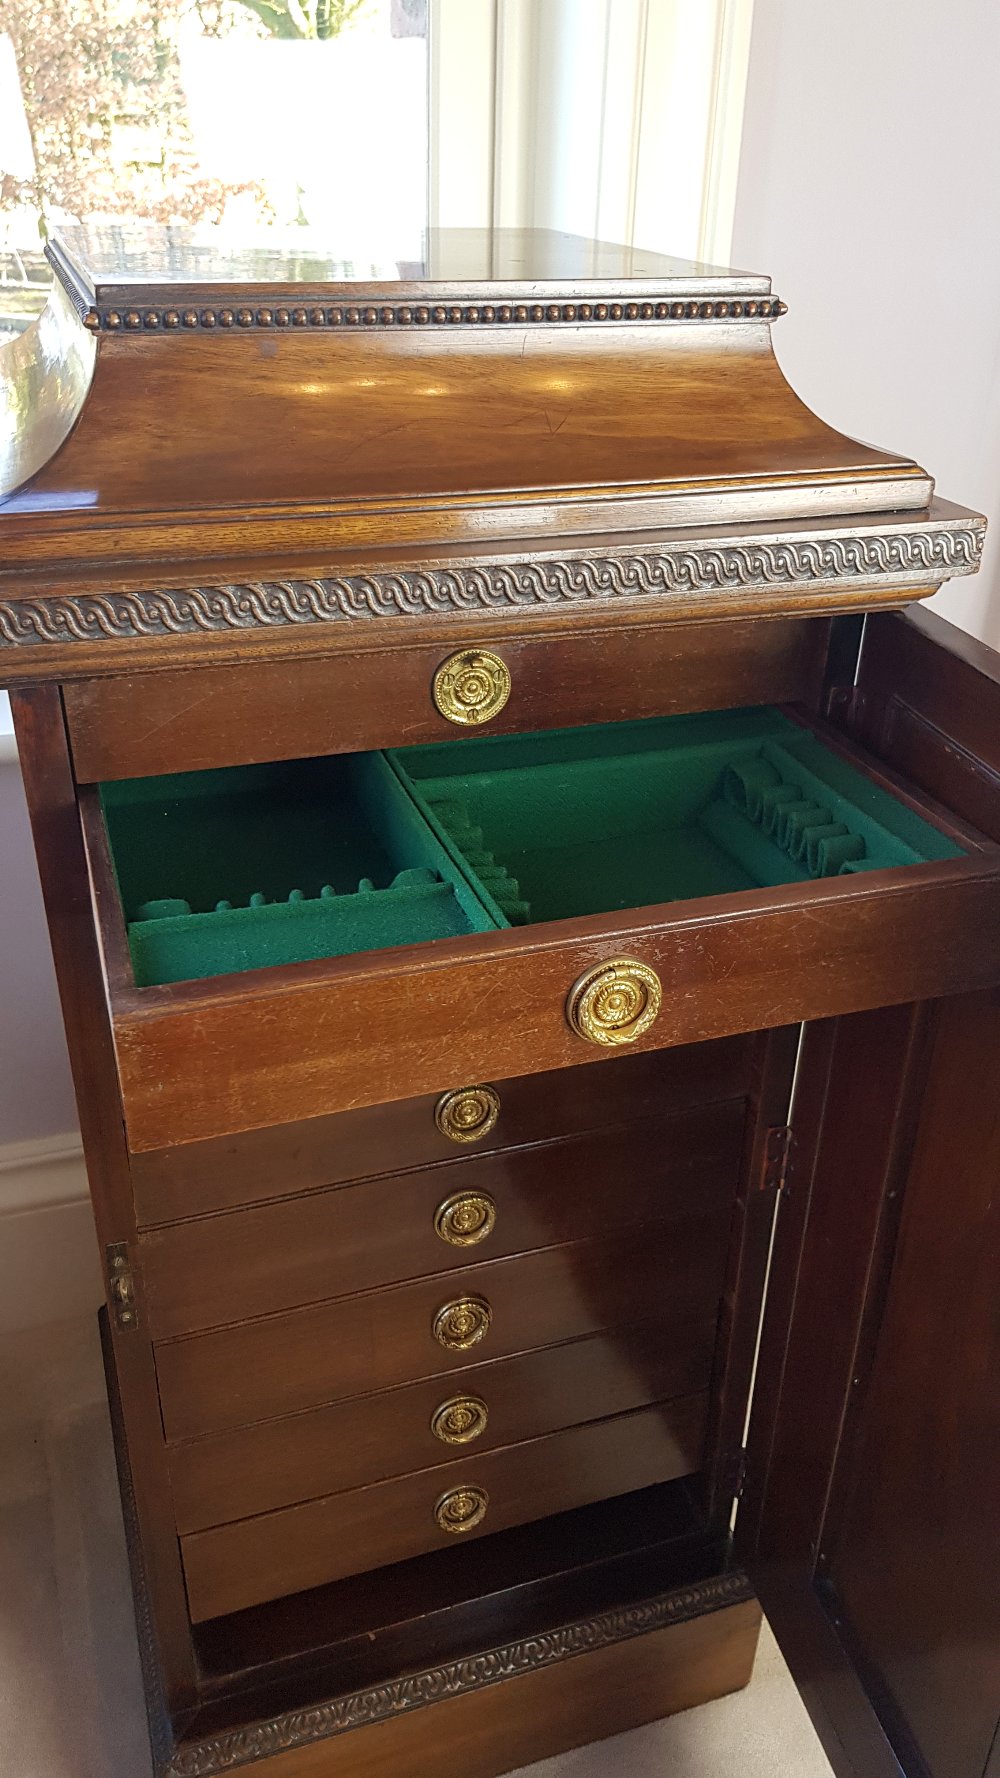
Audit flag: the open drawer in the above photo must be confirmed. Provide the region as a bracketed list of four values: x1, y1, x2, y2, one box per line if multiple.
[83, 701, 1000, 1150]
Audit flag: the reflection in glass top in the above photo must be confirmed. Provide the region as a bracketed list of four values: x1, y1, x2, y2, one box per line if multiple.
[54, 223, 750, 292]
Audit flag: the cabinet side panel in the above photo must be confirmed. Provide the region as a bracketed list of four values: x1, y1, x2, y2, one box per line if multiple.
[9, 685, 197, 1711]
[824, 991, 1000, 1778]
[739, 1002, 933, 1568]
[850, 607, 1000, 843]
[737, 1002, 938, 1778]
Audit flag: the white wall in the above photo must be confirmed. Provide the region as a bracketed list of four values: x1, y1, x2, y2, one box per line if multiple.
[731, 0, 1000, 647]
[0, 745, 97, 1334]
[0, 749, 77, 1144]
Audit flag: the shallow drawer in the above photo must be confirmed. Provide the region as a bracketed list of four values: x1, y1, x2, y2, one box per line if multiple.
[154, 1211, 729, 1441]
[84, 705, 1000, 1150]
[141, 1099, 745, 1339]
[168, 1316, 717, 1532]
[180, 1392, 709, 1620]
[129, 1036, 752, 1226]
[64, 614, 830, 780]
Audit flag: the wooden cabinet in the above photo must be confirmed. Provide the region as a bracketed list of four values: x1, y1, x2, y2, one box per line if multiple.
[2, 227, 997, 1778]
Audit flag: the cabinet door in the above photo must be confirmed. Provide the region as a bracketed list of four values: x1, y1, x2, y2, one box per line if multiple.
[740, 609, 1000, 1778]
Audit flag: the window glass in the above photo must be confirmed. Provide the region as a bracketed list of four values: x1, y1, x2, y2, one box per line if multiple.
[0, 0, 428, 338]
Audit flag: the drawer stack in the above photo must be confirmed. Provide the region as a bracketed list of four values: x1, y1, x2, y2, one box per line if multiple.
[134, 1043, 751, 1622]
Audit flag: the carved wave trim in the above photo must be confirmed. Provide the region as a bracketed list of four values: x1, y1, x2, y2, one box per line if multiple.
[0, 527, 983, 650]
[72, 294, 787, 333]
[165, 1571, 755, 1776]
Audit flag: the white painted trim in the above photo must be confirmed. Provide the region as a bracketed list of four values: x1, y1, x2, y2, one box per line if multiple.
[491, 0, 536, 234]
[698, 0, 756, 265]
[0, 1132, 100, 1334]
[0, 689, 16, 762]
[0, 1131, 87, 1214]
[427, 0, 498, 236]
[429, 0, 754, 262]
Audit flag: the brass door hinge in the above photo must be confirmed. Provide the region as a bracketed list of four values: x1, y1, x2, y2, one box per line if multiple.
[759, 1125, 793, 1194]
[106, 1243, 138, 1331]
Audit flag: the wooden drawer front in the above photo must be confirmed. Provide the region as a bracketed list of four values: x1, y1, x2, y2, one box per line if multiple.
[64, 616, 829, 781]
[180, 1392, 709, 1621]
[141, 1100, 745, 1339]
[154, 1212, 729, 1441]
[169, 1316, 717, 1532]
[109, 862, 1000, 1153]
[130, 1036, 752, 1226]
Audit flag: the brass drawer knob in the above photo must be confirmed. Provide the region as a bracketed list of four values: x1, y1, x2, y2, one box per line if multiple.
[566, 958, 663, 1047]
[431, 1394, 489, 1445]
[435, 1485, 489, 1534]
[434, 1190, 497, 1247]
[433, 1294, 493, 1351]
[432, 649, 511, 726]
[435, 1083, 501, 1144]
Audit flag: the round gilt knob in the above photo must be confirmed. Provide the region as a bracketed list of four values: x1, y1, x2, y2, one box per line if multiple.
[432, 649, 511, 726]
[430, 1394, 489, 1445]
[432, 1294, 493, 1351]
[434, 1190, 497, 1247]
[435, 1084, 501, 1145]
[434, 1485, 489, 1534]
[566, 958, 663, 1047]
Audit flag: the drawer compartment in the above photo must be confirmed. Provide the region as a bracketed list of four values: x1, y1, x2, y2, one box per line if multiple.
[391, 709, 961, 920]
[85, 705, 1000, 1150]
[168, 1316, 717, 1532]
[101, 750, 499, 985]
[154, 1212, 730, 1440]
[102, 708, 962, 987]
[179, 1393, 710, 1620]
[141, 1099, 745, 1338]
[130, 1037, 752, 1225]
[64, 614, 831, 780]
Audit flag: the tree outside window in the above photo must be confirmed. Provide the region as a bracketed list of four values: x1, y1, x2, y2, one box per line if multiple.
[0, 0, 427, 334]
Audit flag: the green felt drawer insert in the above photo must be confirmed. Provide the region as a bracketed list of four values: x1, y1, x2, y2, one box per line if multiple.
[100, 708, 965, 987]
[388, 709, 963, 924]
[101, 751, 498, 987]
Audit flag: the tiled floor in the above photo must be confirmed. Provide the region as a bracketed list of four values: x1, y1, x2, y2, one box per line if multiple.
[0, 1316, 834, 1778]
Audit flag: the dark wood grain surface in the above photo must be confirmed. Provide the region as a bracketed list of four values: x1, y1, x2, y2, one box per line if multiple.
[63, 615, 830, 780]
[168, 1319, 718, 1533]
[180, 1393, 709, 1620]
[7, 687, 198, 1711]
[739, 1003, 932, 1568]
[140, 1100, 745, 1338]
[189, 1476, 721, 1691]
[185, 1588, 762, 1778]
[103, 855, 1000, 1150]
[154, 1211, 731, 1441]
[850, 606, 1000, 843]
[825, 993, 1000, 1778]
[1, 294, 915, 572]
[130, 1035, 751, 1226]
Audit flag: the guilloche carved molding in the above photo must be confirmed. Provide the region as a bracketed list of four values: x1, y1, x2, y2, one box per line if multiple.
[164, 1572, 756, 1776]
[0, 524, 984, 650]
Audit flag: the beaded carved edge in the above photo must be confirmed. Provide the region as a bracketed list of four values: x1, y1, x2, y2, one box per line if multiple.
[64, 288, 787, 333]
[0, 525, 984, 650]
[164, 1571, 756, 1776]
